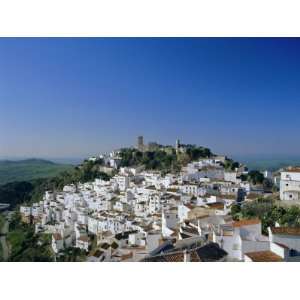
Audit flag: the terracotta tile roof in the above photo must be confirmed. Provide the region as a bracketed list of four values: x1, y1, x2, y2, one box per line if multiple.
[78, 236, 90, 242]
[53, 233, 62, 241]
[197, 214, 210, 220]
[245, 251, 283, 262]
[271, 227, 300, 236]
[283, 167, 300, 173]
[167, 188, 179, 192]
[233, 218, 261, 228]
[246, 193, 260, 200]
[163, 253, 185, 262]
[185, 204, 195, 210]
[224, 195, 237, 200]
[190, 251, 201, 262]
[206, 202, 225, 210]
[142, 251, 201, 262]
[120, 252, 133, 261]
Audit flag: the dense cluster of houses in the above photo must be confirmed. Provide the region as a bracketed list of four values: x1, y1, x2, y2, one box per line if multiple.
[19, 145, 300, 262]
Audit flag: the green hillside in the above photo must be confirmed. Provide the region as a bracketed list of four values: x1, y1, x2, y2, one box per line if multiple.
[0, 159, 73, 186]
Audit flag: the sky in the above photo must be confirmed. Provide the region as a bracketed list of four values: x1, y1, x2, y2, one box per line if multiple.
[0, 38, 300, 160]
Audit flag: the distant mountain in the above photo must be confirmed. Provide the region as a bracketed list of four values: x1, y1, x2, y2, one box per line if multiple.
[232, 154, 300, 172]
[0, 159, 73, 186]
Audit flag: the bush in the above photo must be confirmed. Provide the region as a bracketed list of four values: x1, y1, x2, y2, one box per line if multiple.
[231, 199, 300, 234]
[119, 145, 212, 173]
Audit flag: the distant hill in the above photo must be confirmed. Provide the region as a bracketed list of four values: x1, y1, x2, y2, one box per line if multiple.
[232, 154, 300, 172]
[0, 159, 73, 185]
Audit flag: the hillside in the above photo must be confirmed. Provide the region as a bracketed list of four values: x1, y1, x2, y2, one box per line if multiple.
[0, 159, 73, 186]
[0, 159, 111, 209]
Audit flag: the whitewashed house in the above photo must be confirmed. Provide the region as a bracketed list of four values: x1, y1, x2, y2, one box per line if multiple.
[268, 227, 300, 254]
[76, 236, 90, 251]
[214, 219, 269, 261]
[162, 209, 179, 237]
[224, 171, 240, 184]
[178, 204, 193, 223]
[179, 184, 199, 196]
[280, 167, 300, 201]
[52, 233, 64, 253]
[113, 175, 130, 191]
[128, 232, 146, 247]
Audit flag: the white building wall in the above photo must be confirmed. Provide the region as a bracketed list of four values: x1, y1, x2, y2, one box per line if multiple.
[280, 171, 300, 201]
[270, 234, 300, 252]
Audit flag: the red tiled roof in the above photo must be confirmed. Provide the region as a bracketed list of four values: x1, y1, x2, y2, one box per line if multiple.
[78, 236, 90, 242]
[206, 202, 224, 210]
[245, 251, 283, 262]
[53, 233, 62, 241]
[283, 167, 300, 173]
[233, 218, 260, 228]
[271, 227, 300, 236]
[185, 204, 195, 210]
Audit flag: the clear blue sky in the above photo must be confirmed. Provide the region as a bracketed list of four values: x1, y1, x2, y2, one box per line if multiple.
[0, 38, 300, 159]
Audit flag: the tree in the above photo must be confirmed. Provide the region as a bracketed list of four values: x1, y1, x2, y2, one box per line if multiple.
[231, 203, 241, 220]
[263, 178, 273, 190]
[247, 170, 264, 185]
[281, 206, 300, 227]
[0, 181, 34, 209]
[233, 198, 300, 234]
[224, 159, 240, 171]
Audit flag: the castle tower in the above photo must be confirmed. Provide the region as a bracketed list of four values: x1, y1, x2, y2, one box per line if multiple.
[176, 139, 180, 150]
[137, 136, 144, 151]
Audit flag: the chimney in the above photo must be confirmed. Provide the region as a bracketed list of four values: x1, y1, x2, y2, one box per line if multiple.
[184, 249, 190, 262]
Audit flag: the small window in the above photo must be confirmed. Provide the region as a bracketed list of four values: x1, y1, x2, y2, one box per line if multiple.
[232, 244, 240, 250]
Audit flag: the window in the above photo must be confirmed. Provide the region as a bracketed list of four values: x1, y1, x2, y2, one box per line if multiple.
[232, 243, 240, 250]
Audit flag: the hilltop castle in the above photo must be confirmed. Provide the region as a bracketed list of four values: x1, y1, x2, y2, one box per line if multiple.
[136, 136, 185, 153]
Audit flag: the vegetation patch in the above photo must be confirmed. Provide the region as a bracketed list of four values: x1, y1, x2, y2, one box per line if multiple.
[231, 198, 300, 234]
[119, 145, 212, 174]
[0, 159, 73, 185]
[7, 212, 53, 262]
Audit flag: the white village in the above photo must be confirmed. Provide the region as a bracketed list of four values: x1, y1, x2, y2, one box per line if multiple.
[19, 137, 300, 262]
